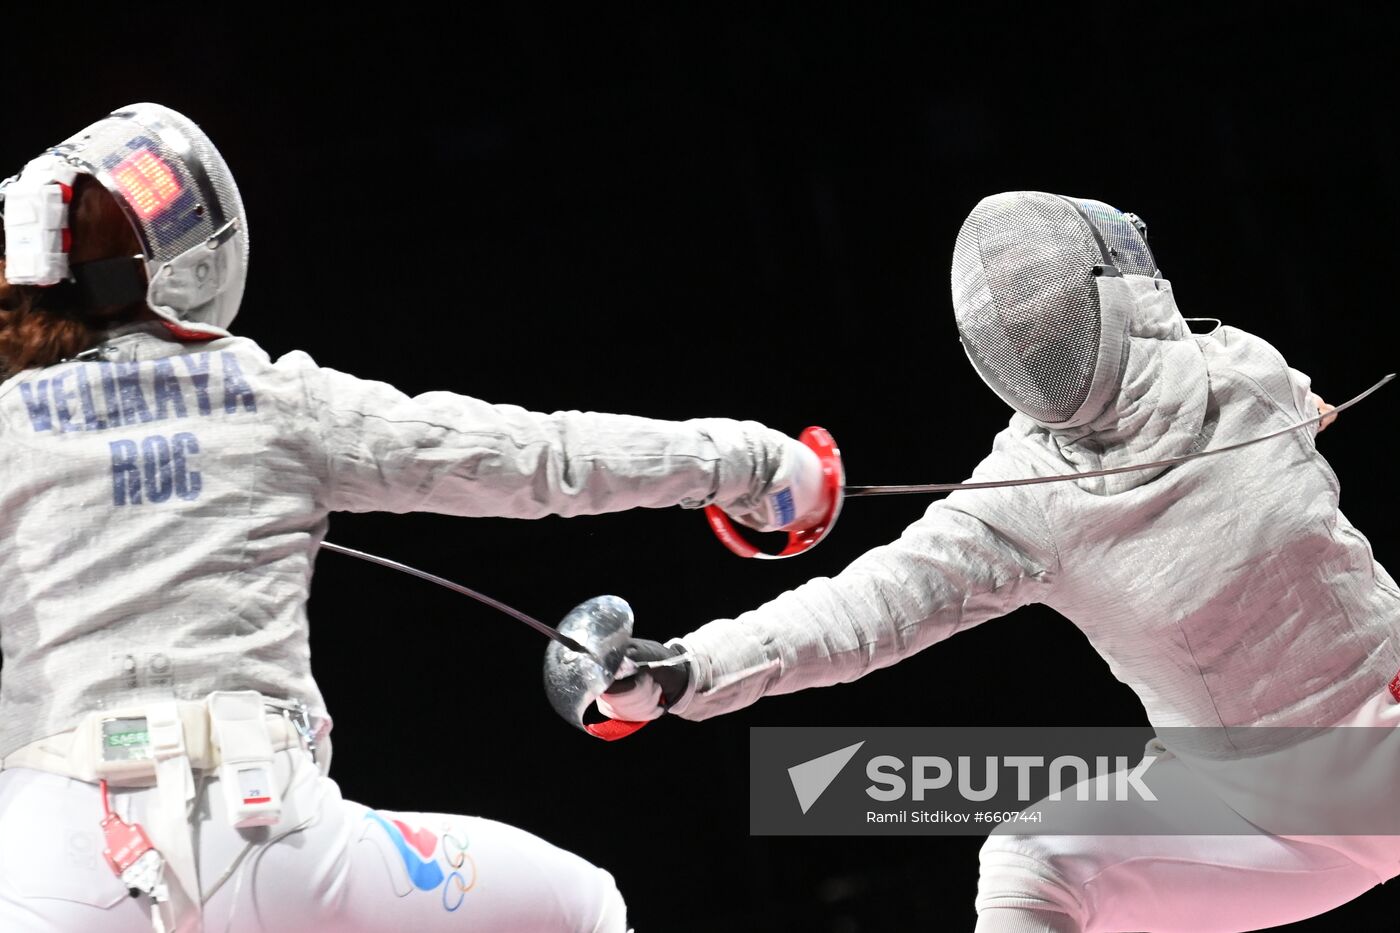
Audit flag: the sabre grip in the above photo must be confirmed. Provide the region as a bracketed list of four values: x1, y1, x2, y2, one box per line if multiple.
[603, 641, 690, 704]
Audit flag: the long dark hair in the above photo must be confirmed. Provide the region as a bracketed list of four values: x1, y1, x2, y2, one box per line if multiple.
[0, 177, 148, 375]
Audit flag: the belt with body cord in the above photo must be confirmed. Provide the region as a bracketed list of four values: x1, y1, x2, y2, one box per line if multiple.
[1, 694, 326, 933]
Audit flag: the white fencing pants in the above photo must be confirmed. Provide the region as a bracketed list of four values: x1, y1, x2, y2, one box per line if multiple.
[0, 747, 626, 932]
[976, 691, 1400, 932]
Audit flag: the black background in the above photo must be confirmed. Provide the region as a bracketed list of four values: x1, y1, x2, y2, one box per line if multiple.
[5, 6, 1398, 930]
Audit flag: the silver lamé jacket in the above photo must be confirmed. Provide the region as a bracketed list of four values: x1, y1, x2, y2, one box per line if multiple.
[0, 324, 800, 757]
[672, 276, 1400, 757]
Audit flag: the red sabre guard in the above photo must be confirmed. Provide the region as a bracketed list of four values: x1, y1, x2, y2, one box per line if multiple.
[704, 426, 846, 560]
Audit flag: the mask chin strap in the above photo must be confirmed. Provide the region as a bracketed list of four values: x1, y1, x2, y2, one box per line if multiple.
[41, 255, 148, 311]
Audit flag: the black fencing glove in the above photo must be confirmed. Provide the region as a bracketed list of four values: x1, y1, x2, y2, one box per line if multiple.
[597, 639, 691, 721]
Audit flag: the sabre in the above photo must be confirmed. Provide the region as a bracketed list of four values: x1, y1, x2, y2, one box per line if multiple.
[844, 373, 1393, 497]
[318, 541, 598, 659]
[707, 374, 1395, 558]
[318, 544, 652, 740]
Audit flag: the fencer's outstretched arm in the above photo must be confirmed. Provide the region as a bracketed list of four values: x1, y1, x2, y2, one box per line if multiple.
[288, 353, 816, 525]
[667, 444, 1060, 720]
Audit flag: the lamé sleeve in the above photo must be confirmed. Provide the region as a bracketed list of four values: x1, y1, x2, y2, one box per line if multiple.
[287, 354, 800, 519]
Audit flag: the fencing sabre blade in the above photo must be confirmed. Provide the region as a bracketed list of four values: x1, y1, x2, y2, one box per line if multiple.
[318, 541, 597, 658]
[319, 543, 652, 739]
[708, 374, 1395, 558]
[845, 373, 1393, 496]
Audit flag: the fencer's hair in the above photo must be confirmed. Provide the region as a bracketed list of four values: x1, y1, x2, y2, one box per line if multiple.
[0, 177, 148, 376]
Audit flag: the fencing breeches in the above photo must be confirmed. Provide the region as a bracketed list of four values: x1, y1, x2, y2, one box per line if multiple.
[0, 747, 626, 932]
[975, 690, 1400, 932]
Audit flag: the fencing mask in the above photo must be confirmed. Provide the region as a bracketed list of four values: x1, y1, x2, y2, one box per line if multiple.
[951, 191, 1158, 429]
[1, 103, 248, 336]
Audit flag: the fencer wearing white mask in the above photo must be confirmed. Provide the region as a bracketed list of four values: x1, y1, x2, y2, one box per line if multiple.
[603, 191, 1400, 932]
[0, 103, 830, 933]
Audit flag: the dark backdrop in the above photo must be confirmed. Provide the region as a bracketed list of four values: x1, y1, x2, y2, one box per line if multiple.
[5, 6, 1397, 930]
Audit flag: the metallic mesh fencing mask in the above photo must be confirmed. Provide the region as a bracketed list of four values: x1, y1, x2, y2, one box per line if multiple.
[951, 192, 1158, 428]
[2, 103, 248, 335]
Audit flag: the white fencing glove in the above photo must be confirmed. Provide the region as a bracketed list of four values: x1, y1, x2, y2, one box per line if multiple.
[1308, 392, 1338, 433]
[597, 640, 691, 722]
[726, 436, 828, 533]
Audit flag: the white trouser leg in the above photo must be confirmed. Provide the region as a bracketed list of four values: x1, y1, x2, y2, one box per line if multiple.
[0, 768, 157, 933]
[0, 749, 627, 933]
[975, 906, 1080, 933]
[977, 691, 1400, 931]
[975, 753, 1396, 933]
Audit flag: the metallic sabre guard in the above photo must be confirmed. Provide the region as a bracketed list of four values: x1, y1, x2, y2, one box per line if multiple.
[543, 596, 651, 740]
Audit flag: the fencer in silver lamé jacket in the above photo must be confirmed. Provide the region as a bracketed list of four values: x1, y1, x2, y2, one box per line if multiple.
[0, 323, 802, 758]
[672, 276, 1400, 756]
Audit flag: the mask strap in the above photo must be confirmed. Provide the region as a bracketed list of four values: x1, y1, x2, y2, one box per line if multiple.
[40, 256, 147, 311]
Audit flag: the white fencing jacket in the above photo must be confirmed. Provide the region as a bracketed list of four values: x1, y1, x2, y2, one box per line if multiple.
[673, 277, 1400, 757]
[0, 323, 799, 757]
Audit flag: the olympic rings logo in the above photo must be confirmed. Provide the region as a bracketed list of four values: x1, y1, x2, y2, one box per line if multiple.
[441, 831, 478, 913]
